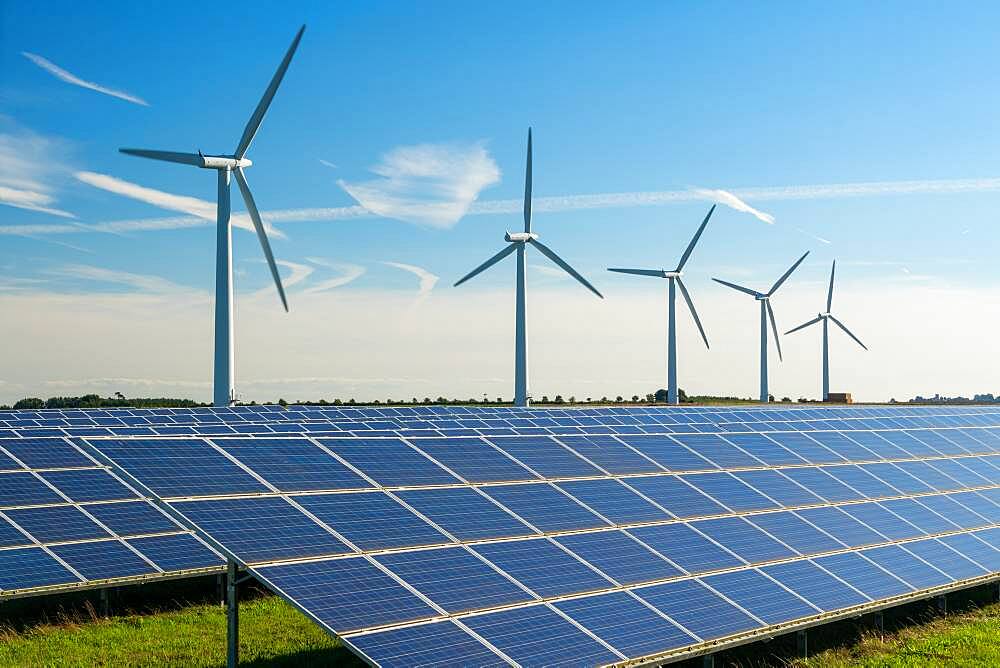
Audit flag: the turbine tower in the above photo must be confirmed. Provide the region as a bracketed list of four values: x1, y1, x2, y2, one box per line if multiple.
[786, 260, 868, 400]
[119, 26, 305, 407]
[607, 206, 715, 405]
[713, 251, 810, 403]
[454, 128, 603, 407]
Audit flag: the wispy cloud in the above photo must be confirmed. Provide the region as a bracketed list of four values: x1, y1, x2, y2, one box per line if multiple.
[319, 159, 338, 169]
[339, 142, 501, 228]
[47, 264, 193, 294]
[22, 52, 148, 106]
[302, 258, 366, 294]
[0, 123, 76, 218]
[74, 171, 285, 238]
[692, 188, 775, 224]
[251, 259, 313, 298]
[382, 261, 439, 299]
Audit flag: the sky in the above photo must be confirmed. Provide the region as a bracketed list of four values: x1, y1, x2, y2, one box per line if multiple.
[0, 1, 998, 404]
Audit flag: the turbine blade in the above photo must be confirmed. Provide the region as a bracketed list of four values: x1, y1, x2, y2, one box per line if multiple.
[785, 316, 822, 335]
[234, 25, 306, 159]
[677, 277, 709, 349]
[119, 148, 203, 166]
[768, 250, 810, 295]
[234, 168, 288, 312]
[766, 300, 783, 361]
[607, 268, 666, 278]
[675, 205, 715, 271]
[453, 244, 517, 287]
[829, 315, 868, 350]
[712, 277, 760, 298]
[530, 239, 603, 298]
[523, 128, 532, 234]
[826, 259, 836, 312]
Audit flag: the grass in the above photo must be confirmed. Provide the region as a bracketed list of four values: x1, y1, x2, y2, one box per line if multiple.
[791, 600, 1000, 668]
[0, 594, 360, 668]
[3, 592, 1000, 667]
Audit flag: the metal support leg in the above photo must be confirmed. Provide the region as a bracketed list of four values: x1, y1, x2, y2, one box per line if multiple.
[796, 629, 808, 658]
[701, 654, 714, 668]
[99, 588, 109, 617]
[227, 559, 239, 668]
[993, 582, 1000, 603]
[874, 611, 884, 635]
[936, 595, 947, 614]
[217, 574, 225, 608]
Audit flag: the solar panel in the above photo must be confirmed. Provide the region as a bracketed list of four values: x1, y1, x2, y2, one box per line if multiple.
[2, 404, 999, 665]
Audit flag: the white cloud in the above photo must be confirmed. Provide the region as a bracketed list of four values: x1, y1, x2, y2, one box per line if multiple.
[302, 258, 366, 294]
[339, 142, 501, 228]
[0, 124, 76, 218]
[251, 259, 314, 298]
[692, 188, 775, 224]
[47, 264, 196, 295]
[22, 52, 148, 106]
[74, 171, 285, 238]
[381, 261, 439, 299]
[319, 159, 338, 169]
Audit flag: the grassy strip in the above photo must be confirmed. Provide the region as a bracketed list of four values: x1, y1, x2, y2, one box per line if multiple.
[0, 595, 359, 667]
[794, 601, 1000, 668]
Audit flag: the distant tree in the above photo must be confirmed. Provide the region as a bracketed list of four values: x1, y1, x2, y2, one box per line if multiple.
[541, 395, 549, 403]
[496, 397, 503, 403]
[423, 397, 432, 404]
[600, 396, 609, 403]
[586, 397, 592, 403]
[554, 395, 564, 404]
[568, 396, 576, 403]
[768, 394, 775, 403]
[13, 398, 44, 410]
[347, 398, 356, 405]
[654, 389, 668, 403]
[615, 396, 624, 403]
[277, 398, 288, 406]
[631, 395, 640, 402]
[781, 396, 791, 403]
[332, 398, 342, 405]
[114, 391, 125, 400]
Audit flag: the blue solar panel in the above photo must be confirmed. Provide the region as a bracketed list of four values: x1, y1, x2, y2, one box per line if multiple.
[50, 540, 156, 580]
[556, 435, 662, 474]
[939, 533, 1000, 572]
[630, 523, 744, 574]
[745, 511, 844, 555]
[761, 560, 869, 611]
[480, 483, 608, 533]
[556, 529, 682, 585]
[617, 435, 715, 471]
[903, 538, 987, 581]
[879, 498, 957, 534]
[172, 497, 351, 562]
[671, 434, 762, 468]
[85, 501, 180, 536]
[128, 533, 222, 571]
[635, 578, 762, 640]
[256, 557, 438, 633]
[926, 459, 992, 488]
[0, 516, 30, 547]
[693, 516, 797, 564]
[815, 551, 911, 600]
[486, 436, 601, 478]
[557, 478, 669, 524]
[796, 506, 886, 547]
[624, 475, 728, 518]
[1, 438, 93, 469]
[702, 568, 818, 625]
[823, 465, 900, 499]
[554, 591, 697, 658]
[348, 621, 505, 668]
[212, 438, 370, 492]
[948, 491, 1000, 524]
[39, 469, 137, 502]
[0, 450, 22, 471]
[683, 473, 779, 512]
[841, 502, 921, 541]
[808, 432, 878, 462]
[6, 505, 111, 543]
[767, 432, 844, 464]
[733, 469, 823, 507]
[463, 603, 622, 668]
[0, 472, 65, 507]
[375, 546, 530, 613]
[916, 494, 989, 530]
[894, 460, 961, 491]
[89, 439, 269, 498]
[847, 431, 912, 459]
[717, 433, 806, 466]
[472, 538, 613, 598]
[780, 467, 861, 502]
[394, 487, 533, 541]
[409, 437, 537, 482]
[318, 438, 459, 487]
[861, 544, 948, 589]
[0, 547, 79, 591]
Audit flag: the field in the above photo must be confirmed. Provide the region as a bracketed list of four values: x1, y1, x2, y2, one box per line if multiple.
[2, 588, 999, 667]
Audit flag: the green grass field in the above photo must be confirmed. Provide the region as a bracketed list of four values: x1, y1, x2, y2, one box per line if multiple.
[2, 594, 999, 667]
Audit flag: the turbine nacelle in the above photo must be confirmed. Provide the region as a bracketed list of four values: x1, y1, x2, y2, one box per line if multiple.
[663, 270, 682, 278]
[200, 155, 253, 170]
[819, 312, 831, 318]
[505, 231, 539, 243]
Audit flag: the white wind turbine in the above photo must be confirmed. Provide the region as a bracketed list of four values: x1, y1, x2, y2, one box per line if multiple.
[713, 251, 810, 403]
[119, 26, 305, 407]
[454, 128, 603, 407]
[786, 260, 868, 400]
[607, 206, 715, 405]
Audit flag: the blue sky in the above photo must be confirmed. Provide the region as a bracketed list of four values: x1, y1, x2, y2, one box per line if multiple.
[0, 2, 998, 403]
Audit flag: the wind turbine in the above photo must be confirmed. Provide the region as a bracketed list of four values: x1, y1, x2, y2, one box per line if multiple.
[786, 260, 868, 400]
[119, 26, 305, 407]
[713, 251, 810, 403]
[607, 206, 715, 405]
[454, 128, 603, 407]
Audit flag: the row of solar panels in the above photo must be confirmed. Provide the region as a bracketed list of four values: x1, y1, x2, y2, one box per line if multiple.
[3, 403, 999, 428]
[76, 423, 1000, 666]
[2, 408, 999, 440]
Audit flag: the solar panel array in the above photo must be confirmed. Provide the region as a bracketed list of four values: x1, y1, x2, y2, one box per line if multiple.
[48, 404, 1000, 667]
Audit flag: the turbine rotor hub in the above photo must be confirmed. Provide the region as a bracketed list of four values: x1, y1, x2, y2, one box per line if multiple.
[201, 155, 253, 170]
[505, 232, 538, 243]
[664, 270, 682, 278]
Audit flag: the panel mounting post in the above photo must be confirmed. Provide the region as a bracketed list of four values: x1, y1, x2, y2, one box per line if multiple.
[227, 559, 239, 668]
[217, 573, 225, 608]
[701, 654, 714, 668]
[796, 629, 808, 658]
[936, 594, 947, 615]
[99, 588, 109, 617]
[873, 611, 884, 635]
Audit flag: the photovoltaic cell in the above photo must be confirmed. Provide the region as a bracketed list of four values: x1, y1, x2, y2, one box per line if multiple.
[394, 488, 534, 541]
[348, 621, 505, 668]
[939, 533, 1000, 572]
[780, 467, 861, 502]
[670, 434, 762, 468]
[486, 436, 601, 478]
[317, 438, 459, 487]
[636, 578, 762, 641]
[767, 432, 844, 464]
[479, 483, 608, 533]
[50, 539, 156, 580]
[39, 469, 137, 502]
[733, 470, 823, 507]
[472, 538, 613, 598]
[0, 547, 79, 591]
[630, 523, 744, 574]
[85, 501, 180, 536]
[624, 475, 729, 518]
[745, 511, 844, 555]
[557, 478, 669, 524]
[879, 498, 957, 535]
[814, 552, 912, 600]
[720, 433, 806, 466]
[861, 544, 949, 589]
[903, 538, 987, 581]
[127, 533, 222, 572]
[0, 472, 64, 508]
[795, 506, 886, 548]
[618, 435, 715, 472]
[0, 516, 30, 548]
[761, 560, 869, 611]
[1, 438, 93, 469]
[408, 438, 536, 482]
[702, 568, 818, 624]
[212, 438, 370, 492]
[463, 603, 622, 668]
[5, 505, 110, 543]
[822, 465, 900, 499]
[693, 516, 797, 564]
[916, 494, 989, 530]
[840, 502, 921, 541]
[683, 473, 779, 512]
[556, 529, 682, 585]
[556, 435, 662, 474]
